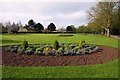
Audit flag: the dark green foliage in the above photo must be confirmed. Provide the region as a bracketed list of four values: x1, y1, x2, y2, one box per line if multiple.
[66, 25, 76, 32]
[34, 23, 44, 32]
[28, 19, 35, 26]
[47, 23, 56, 31]
[22, 39, 28, 50]
[31, 47, 37, 51]
[25, 19, 44, 32]
[53, 40, 59, 50]
[58, 34, 74, 37]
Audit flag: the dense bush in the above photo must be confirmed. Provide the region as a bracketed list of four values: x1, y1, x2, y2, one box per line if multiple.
[53, 40, 59, 50]
[22, 39, 28, 50]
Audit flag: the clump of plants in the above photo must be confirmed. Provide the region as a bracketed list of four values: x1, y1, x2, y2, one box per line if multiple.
[22, 39, 28, 50]
[79, 39, 86, 48]
[6, 40, 102, 56]
[53, 40, 59, 50]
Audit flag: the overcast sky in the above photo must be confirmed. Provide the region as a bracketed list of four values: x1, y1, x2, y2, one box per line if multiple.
[0, 0, 98, 29]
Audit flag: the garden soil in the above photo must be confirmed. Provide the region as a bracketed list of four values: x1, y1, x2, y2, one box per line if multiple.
[2, 46, 120, 66]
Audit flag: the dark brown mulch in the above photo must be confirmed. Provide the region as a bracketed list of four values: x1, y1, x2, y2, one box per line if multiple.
[2, 46, 120, 67]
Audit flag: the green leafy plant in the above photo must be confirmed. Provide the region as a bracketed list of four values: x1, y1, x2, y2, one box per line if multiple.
[43, 47, 49, 56]
[31, 46, 37, 51]
[79, 39, 86, 48]
[35, 47, 43, 53]
[58, 47, 63, 52]
[53, 40, 59, 50]
[72, 46, 80, 51]
[22, 39, 28, 50]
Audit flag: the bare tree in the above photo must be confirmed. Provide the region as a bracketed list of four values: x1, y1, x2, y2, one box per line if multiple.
[87, 2, 117, 37]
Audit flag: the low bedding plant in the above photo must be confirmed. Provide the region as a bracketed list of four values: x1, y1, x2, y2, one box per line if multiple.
[6, 39, 102, 56]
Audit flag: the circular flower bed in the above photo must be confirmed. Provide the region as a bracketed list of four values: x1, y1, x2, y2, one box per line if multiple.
[3, 45, 119, 66]
[6, 43, 102, 56]
[58, 34, 74, 37]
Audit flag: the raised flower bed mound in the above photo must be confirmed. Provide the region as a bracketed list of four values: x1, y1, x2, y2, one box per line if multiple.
[5, 43, 102, 56]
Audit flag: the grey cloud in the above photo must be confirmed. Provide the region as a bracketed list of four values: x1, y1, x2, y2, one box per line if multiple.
[0, 1, 97, 28]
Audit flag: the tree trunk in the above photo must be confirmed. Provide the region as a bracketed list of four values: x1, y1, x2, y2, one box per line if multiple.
[101, 26, 110, 37]
[106, 28, 110, 37]
[106, 21, 110, 37]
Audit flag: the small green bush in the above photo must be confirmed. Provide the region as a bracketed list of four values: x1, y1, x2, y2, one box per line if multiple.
[22, 39, 28, 50]
[79, 40, 86, 48]
[53, 40, 59, 50]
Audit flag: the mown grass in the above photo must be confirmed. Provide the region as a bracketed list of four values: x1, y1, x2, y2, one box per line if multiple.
[1, 33, 119, 78]
[1, 33, 119, 48]
[2, 58, 119, 78]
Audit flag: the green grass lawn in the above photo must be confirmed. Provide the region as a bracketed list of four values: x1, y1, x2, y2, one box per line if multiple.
[2, 58, 119, 78]
[1, 33, 119, 48]
[1, 33, 119, 78]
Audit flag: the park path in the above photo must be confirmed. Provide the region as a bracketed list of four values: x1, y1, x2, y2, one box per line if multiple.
[110, 35, 120, 40]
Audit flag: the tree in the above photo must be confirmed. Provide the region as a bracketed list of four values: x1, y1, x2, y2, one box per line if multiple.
[0, 22, 7, 33]
[66, 26, 72, 32]
[0, 22, 3, 32]
[28, 19, 35, 26]
[110, 1, 120, 35]
[34, 23, 44, 32]
[87, 21, 102, 33]
[8, 22, 20, 33]
[87, 2, 118, 36]
[76, 25, 85, 33]
[47, 23, 56, 32]
[66, 25, 76, 32]
[4, 22, 20, 33]
[24, 19, 44, 32]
